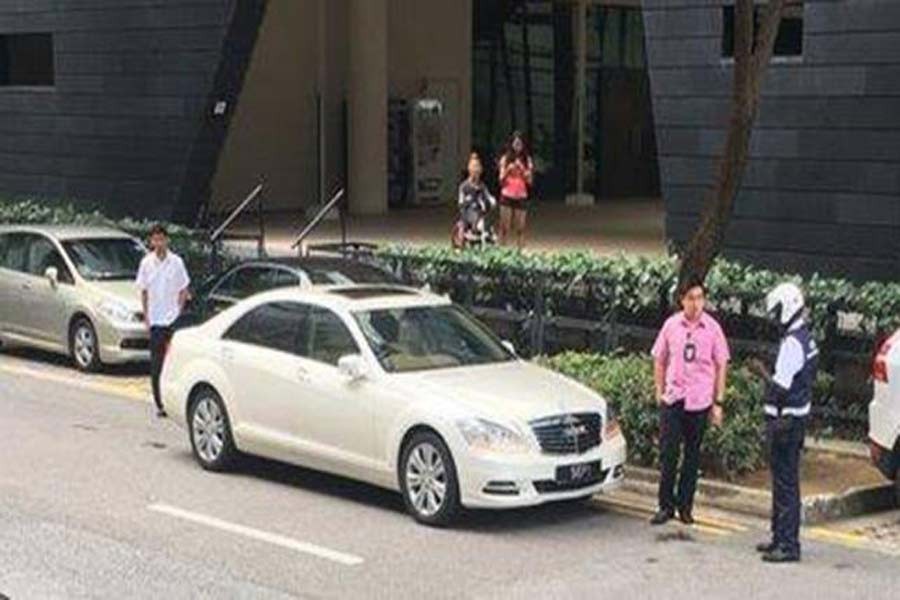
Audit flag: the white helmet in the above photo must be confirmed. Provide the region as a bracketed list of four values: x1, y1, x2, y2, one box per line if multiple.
[765, 282, 805, 326]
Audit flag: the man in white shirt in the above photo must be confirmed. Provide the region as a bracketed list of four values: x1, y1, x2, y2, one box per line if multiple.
[135, 224, 191, 418]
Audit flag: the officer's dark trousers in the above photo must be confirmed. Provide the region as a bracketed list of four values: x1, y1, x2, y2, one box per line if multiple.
[149, 325, 174, 411]
[658, 401, 709, 512]
[767, 415, 806, 556]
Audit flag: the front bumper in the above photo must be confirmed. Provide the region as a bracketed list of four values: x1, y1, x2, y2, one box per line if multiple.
[96, 319, 150, 364]
[457, 434, 627, 509]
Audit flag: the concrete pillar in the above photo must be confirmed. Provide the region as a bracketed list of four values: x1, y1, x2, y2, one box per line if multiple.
[347, 0, 388, 215]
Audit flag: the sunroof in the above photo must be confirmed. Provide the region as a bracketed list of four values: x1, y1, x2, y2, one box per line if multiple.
[329, 286, 418, 300]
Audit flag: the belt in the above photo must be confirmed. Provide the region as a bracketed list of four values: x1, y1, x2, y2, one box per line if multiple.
[764, 403, 810, 418]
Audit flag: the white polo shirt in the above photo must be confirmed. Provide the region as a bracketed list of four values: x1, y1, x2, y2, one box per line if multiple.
[135, 251, 190, 327]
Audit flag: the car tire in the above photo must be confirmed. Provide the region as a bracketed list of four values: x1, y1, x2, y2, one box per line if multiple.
[70, 317, 102, 372]
[399, 431, 461, 527]
[188, 387, 238, 472]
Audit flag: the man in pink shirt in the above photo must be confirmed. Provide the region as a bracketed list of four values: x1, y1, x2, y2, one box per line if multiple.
[650, 279, 731, 525]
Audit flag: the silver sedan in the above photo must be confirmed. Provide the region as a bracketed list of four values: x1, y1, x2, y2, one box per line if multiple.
[0, 225, 150, 371]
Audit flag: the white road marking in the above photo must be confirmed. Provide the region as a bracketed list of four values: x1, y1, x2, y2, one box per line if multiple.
[147, 503, 365, 566]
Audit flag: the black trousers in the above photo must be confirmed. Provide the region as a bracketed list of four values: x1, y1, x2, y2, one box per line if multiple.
[767, 415, 805, 556]
[658, 401, 709, 512]
[149, 325, 174, 411]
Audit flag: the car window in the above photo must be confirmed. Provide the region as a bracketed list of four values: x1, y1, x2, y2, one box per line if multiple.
[27, 235, 74, 283]
[0, 233, 28, 272]
[305, 263, 398, 285]
[223, 302, 308, 355]
[354, 305, 514, 373]
[270, 268, 301, 289]
[304, 307, 359, 366]
[216, 266, 278, 300]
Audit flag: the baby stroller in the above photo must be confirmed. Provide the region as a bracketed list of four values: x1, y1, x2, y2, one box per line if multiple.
[451, 182, 497, 249]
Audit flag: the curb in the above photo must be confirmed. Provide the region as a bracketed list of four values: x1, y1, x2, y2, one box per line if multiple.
[803, 483, 897, 525]
[624, 466, 771, 520]
[623, 465, 896, 524]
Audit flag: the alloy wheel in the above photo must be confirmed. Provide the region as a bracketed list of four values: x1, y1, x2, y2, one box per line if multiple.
[405, 442, 447, 517]
[73, 324, 96, 369]
[192, 396, 226, 463]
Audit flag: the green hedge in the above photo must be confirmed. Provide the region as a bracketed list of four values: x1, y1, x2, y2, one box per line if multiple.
[0, 198, 226, 282]
[379, 244, 900, 341]
[541, 352, 834, 479]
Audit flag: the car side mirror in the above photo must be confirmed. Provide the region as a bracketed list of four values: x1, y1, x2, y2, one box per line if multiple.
[501, 340, 517, 356]
[44, 266, 58, 286]
[338, 354, 368, 381]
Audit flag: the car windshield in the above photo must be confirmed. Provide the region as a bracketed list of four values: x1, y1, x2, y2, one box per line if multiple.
[62, 237, 146, 281]
[353, 305, 514, 373]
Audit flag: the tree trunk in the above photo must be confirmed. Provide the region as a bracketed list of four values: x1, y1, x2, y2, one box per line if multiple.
[675, 0, 786, 296]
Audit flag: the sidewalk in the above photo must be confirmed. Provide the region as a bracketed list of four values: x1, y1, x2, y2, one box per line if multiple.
[619, 443, 893, 525]
[225, 198, 666, 257]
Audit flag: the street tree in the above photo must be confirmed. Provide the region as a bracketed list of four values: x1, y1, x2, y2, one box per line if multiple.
[676, 0, 788, 294]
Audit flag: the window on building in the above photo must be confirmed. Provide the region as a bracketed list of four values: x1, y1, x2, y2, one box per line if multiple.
[722, 3, 803, 58]
[0, 33, 55, 86]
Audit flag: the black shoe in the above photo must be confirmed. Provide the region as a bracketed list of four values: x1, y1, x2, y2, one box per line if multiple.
[677, 507, 694, 525]
[756, 541, 777, 553]
[762, 547, 800, 563]
[156, 409, 168, 419]
[650, 508, 674, 525]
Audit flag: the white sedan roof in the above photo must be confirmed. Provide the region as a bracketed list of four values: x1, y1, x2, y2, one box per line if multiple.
[241, 284, 452, 314]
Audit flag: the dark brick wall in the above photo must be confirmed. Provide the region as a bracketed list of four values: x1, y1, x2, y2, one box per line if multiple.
[0, 0, 240, 222]
[643, 0, 900, 281]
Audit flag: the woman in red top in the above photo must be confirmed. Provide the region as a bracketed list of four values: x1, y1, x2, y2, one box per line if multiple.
[497, 131, 534, 249]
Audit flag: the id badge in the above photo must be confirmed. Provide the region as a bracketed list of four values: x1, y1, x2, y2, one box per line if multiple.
[683, 341, 697, 363]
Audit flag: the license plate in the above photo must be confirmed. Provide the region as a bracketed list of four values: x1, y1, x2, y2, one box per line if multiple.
[556, 461, 601, 484]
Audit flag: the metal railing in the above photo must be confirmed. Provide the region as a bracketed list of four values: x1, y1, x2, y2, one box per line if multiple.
[208, 181, 265, 274]
[291, 188, 345, 252]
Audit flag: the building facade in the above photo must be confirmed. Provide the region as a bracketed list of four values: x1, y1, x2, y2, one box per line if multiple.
[644, 0, 900, 280]
[0, 0, 897, 280]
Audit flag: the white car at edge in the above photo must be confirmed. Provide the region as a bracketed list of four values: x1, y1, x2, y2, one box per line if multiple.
[161, 284, 626, 525]
[869, 328, 900, 502]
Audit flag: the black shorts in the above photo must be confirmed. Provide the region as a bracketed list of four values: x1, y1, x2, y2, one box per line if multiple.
[499, 195, 528, 210]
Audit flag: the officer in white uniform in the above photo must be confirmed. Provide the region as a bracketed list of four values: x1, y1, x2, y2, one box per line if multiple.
[751, 282, 818, 563]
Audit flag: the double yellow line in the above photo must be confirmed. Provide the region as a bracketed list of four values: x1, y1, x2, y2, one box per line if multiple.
[0, 359, 148, 403]
[592, 496, 749, 537]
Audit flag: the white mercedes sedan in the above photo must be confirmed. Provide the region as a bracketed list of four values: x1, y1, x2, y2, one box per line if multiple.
[160, 285, 626, 525]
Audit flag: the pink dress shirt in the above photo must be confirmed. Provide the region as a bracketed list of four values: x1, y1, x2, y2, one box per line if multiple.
[651, 311, 731, 412]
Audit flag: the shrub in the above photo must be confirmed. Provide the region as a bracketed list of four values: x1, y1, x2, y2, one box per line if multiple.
[379, 244, 900, 341]
[540, 352, 774, 480]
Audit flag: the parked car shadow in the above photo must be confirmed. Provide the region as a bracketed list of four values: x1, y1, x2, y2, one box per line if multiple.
[170, 449, 605, 529]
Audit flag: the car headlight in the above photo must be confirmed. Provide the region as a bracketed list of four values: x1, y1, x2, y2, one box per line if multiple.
[98, 300, 141, 325]
[604, 404, 622, 440]
[457, 418, 532, 454]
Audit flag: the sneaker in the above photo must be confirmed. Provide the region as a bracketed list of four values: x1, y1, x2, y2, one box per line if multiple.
[649, 508, 674, 526]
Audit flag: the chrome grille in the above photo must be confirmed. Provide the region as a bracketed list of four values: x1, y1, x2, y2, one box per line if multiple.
[529, 413, 602, 455]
